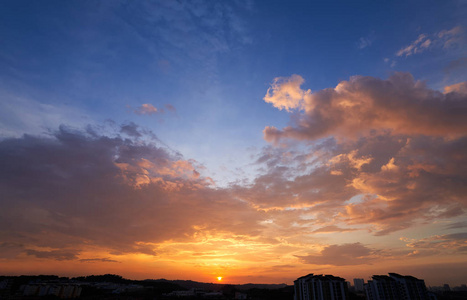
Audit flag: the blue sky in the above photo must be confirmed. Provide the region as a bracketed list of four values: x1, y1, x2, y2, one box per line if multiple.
[0, 0, 466, 284]
[1, 1, 465, 166]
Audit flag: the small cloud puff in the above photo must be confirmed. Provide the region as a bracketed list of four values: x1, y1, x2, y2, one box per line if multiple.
[263, 74, 310, 112]
[133, 103, 176, 116]
[135, 103, 159, 115]
[357, 32, 375, 49]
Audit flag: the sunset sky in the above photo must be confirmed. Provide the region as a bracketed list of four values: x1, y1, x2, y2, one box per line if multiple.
[1, 0, 466, 286]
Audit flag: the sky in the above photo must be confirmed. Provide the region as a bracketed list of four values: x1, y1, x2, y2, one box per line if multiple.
[0, 0, 466, 287]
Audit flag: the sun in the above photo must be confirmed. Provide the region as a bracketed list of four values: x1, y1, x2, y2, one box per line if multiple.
[217, 276, 223, 281]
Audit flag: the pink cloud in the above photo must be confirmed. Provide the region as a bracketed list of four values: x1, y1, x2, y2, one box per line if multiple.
[135, 103, 159, 115]
[133, 103, 176, 116]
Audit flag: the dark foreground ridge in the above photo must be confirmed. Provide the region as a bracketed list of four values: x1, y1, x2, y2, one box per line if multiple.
[1, 274, 466, 300]
[0, 274, 293, 300]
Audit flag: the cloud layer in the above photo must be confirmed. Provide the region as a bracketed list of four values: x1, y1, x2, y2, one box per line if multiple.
[0, 125, 262, 261]
[259, 73, 467, 237]
[0, 72, 466, 283]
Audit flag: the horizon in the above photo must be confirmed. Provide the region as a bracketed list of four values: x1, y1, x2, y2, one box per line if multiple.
[1, 272, 464, 288]
[0, 0, 466, 288]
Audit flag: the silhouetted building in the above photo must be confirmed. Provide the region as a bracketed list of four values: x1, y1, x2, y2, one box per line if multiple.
[353, 278, 364, 292]
[22, 284, 82, 298]
[294, 273, 348, 300]
[364, 273, 430, 300]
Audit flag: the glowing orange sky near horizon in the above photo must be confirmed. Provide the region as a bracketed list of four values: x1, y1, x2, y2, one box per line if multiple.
[1, 226, 466, 286]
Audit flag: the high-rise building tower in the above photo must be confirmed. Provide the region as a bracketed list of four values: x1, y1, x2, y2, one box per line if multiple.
[353, 278, 364, 292]
[364, 273, 429, 300]
[294, 273, 348, 300]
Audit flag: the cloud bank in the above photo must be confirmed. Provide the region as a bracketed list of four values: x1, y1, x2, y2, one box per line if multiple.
[0, 72, 465, 281]
[260, 73, 467, 236]
[0, 124, 262, 260]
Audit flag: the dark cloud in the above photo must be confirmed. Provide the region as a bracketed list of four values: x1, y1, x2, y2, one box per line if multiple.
[445, 221, 467, 229]
[402, 233, 467, 254]
[0, 242, 24, 259]
[0, 124, 264, 258]
[79, 258, 120, 263]
[296, 243, 375, 266]
[120, 122, 142, 137]
[444, 57, 467, 74]
[25, 249, 79, 261]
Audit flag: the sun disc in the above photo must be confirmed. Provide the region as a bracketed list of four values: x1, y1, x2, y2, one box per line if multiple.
[217, 277, 222, 281]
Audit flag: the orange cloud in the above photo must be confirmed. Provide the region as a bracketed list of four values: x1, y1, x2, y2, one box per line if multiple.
[263, 74, 310, 112]
[263, 73, 467, 143]
[444, 81, 467, 94]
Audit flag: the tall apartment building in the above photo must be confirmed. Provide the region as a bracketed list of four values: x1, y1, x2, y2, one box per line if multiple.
[365, 273, 430, 300]
[294, 273, 348, 300]
[353, 278, 364, 292]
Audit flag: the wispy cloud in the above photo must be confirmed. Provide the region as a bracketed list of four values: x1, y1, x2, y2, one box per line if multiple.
[396, 34, 431, 57]
[396, 26, 464, 57]
[401, 233, 467, 254]
[357, 32, 375, 49]
[79, 258, 120, 263]
[25, 249, 80, 261]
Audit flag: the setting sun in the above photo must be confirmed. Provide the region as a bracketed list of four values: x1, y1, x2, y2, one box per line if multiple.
[217, 277, 223, 281]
